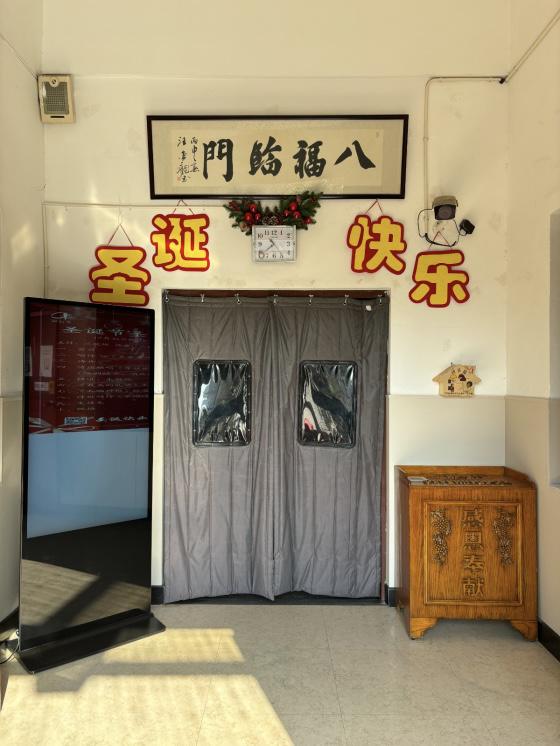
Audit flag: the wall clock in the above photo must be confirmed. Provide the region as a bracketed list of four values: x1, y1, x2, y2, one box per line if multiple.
[252, 225, 296, 263]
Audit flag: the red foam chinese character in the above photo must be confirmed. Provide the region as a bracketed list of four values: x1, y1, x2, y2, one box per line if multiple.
[150, 213, 210, 271]
[89, 246, 150, 306]
[409, 250, 469, 308]
[347, 214, 407, 275]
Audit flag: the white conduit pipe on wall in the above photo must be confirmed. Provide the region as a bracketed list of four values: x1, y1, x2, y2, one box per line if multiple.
[423, 7, 560, 214]
[0, 31, 37, 80]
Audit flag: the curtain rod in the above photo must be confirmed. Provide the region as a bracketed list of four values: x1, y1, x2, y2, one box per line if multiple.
[164, 290, 389, 304]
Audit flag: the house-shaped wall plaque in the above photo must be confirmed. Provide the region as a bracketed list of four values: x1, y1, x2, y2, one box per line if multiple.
[433, 364, 481, 397]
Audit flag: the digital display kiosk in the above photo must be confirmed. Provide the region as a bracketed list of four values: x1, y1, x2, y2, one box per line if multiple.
[19, 298, 164, 673]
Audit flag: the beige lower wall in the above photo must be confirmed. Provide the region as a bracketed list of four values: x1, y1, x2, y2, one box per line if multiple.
[387, 395, 506, 589]
[506, 396, 560, 635]
[8, 393, 558, 632]
[0, 397, 22, 622]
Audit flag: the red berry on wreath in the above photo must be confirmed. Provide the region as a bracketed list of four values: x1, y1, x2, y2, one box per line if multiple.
[283, 209, 290, 217]
[244, 212, 253, 222]
[289, 201, 298, 211]
[304, 216, 312, 224]
[255, 212, 261, 221]
[249, 203, 257, 213]
[293, 211, 302, 219]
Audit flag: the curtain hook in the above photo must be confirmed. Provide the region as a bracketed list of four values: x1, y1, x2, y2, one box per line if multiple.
[200, 292, 205, 303]
[163, 289, 169, 304]
[344, 294, 349, 306]
[273, 294, 278, 305]
[308, 294, 314, 305]
[235, 293, 241, 304]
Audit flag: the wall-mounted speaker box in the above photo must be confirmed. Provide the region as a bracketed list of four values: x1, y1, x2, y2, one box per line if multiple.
[38, 74, 75, 123]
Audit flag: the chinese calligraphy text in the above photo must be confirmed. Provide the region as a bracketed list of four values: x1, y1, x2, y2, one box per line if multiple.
[148, 116, 408, 198]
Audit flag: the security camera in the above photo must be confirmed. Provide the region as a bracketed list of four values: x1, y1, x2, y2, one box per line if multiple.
[432, 196, 458, 221]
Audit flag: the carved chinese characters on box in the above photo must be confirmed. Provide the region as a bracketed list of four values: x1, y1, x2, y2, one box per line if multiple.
[425, 497, 521, 607]
[462, 507, 485, 599]
[433, 364, 481, 397]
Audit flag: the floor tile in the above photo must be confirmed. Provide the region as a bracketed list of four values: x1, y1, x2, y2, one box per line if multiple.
[324, 606, 406, 649]
[344, 714, 496, 746]
[2, 602, 558, 746]
[281, 714, 347, 746]
[224, 647, 341, 716]
[220, 605, 329, 653]
[474, 689, 560, 746]
[198, 675, 295, 745]
[2, 660, 207, 746]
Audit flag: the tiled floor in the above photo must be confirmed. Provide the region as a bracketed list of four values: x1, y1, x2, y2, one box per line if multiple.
[1, 603, 559, 745]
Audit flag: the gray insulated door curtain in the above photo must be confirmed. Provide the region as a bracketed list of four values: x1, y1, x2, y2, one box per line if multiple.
[163, 295, 389, 601]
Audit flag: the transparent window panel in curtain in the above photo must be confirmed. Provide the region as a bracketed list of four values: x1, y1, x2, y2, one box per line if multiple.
[193, 360, 251, 445]
[298, 361, 357, 447]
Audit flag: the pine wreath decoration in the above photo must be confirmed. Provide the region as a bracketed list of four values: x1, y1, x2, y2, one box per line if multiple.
[224, 192, 322, 235]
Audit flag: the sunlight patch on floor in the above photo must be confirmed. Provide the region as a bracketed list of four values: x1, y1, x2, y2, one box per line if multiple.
[199, 675, 293, 745]
[104, 628, 244, 663]
[2, 669, 293, 746]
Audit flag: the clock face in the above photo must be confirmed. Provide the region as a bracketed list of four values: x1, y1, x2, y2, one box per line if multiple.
[252, 225, 297, 263]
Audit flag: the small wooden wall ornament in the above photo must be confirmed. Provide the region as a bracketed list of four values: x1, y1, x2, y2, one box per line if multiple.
[433, 363, 481, 397]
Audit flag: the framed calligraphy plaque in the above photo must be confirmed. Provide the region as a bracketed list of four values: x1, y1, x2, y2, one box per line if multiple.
[147, 115, 408, 199]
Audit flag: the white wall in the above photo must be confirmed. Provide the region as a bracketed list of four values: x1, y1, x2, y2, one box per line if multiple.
[0, 0, 45, 621]
[507, 1, 560, 399]
[506, 0, 560, 634]
[40, 2, 511, 590]
[43, 0, 509, 79]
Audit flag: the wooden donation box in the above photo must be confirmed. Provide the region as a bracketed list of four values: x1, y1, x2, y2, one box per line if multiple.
[396, 466, 537, 640]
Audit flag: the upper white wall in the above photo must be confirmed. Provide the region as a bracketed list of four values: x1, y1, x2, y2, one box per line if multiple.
[507, 0, 560, 398]
[0, 0, 42, 71]
[0, 0, 45, 394]
[506, 1, 560, 634]
[42, 0, 510, 78]
[0, 0, 44, 621]
[41, 1, 510, 398]
[42, 77, 508, 397]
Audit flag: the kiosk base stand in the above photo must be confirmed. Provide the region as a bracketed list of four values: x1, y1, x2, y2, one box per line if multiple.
[18, 612, 165, 674]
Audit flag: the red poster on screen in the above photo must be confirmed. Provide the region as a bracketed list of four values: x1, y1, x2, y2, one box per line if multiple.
[26, 300, 153, 434]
